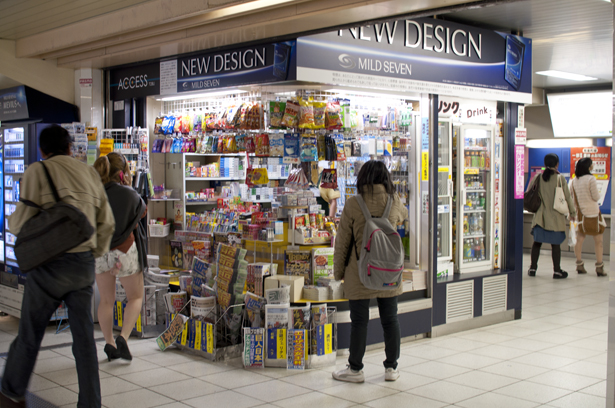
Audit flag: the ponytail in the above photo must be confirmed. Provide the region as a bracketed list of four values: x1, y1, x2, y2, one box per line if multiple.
[94, 155, 111, 184]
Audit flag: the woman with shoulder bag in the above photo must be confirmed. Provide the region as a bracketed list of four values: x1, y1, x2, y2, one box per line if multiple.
[571, 158, 606, 276]
[331, 161, 407, 383]
[528, 154, 576, 279]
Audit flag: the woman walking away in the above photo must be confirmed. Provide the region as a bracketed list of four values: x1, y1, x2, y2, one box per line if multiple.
[94, 153, 147, 361]
[571, 158, 606, 276]
[332, 160, 407, 383]
[528, 153, 576, 279]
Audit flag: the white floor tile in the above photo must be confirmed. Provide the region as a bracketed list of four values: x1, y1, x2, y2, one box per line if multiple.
[363, 392, 448, 408]
[320, 382, 399, 404]
[479, 361, 550, 380]
[547, 392, 606, 408]
[118, 367, 191, 388]
[152, 377, 225, 400]
[493, 381, 572, 404]
[183, 390, 265, 408]
[98, 357, 160, 376]
[436, 352, 502, 369]
[32, 356, 77, 374]
[558, 360, 607, 379]
[407, 380, 485, 404]
[468, 344, 532, 360]
[400, 344, 459, 360]
[102, 388, 174, 408]
[402, 361, 471, 380]
[65, 375, 141, 397]
[201, 368, 272, 389]
[578, 380, 607, 397]
[272, 391, 356, 408]
[166, 360, 235, 377]
[510, 352, 578, 370]
[454, 392, 540, 408]
[32, 387, 79, 406]
[365, 371, 437, 391]
[235, 379, 311, 403]
[528, 370, 602, 391]
[446, 370, 519, 391]
[27, 374, 60, 392]
[540, 344, 604, 360]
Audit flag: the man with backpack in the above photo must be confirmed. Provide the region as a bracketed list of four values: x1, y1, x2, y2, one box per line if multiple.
[332, 160, 407, 383]
[1, 125, 115, 408]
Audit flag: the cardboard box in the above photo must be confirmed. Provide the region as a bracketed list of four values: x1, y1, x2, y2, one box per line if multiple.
[264, 275, 304, 302]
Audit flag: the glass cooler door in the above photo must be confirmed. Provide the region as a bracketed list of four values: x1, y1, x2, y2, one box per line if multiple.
[4, 127, 24, 269]
[457, 125, 494, 273]
[437, 121, 453, 262]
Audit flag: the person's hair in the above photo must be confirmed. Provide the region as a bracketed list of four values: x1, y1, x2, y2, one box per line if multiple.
[93, 152, 132, 185]
[39, 125, 71, 157]
[356, 160, 395, 197]
[542, 153, 559, 182]
[575, 157, 592, 178]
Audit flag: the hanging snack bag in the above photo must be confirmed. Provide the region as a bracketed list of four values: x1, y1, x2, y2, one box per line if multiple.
[281, 99, 300, 128]
[317, 135, 326, 161]
[326, 101, 343, 130]
[343, 141, 352, 159]
[255, 133, 269, 156]
[300, 136, 318, 162]
[269, 101, 286, 129]
[174, 116, 183, 134]
[320, 169, 338, 190]
[335, 135, 346, 161]
[269, 133, 284, 156]
[313, 101, 326, 129]
[245, 134, 256, 153]
[236, 134, 246, 152]
[298, 98, 315, 129]
[154, 117, 164, 134]
[181, 115, 191, 134]
[226, 135, 237, 153]
[283, 133, 300, 164]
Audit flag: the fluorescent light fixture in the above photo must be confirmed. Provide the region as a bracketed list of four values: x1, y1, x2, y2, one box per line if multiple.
[526, 138, 594, 148]
[327, 89, 418, 100]
[606, 138, 612, 147]
[535, 70, 598, 81]
[156, 89, 247, 101]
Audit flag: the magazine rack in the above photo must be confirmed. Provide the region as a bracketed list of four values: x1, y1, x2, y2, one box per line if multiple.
[167, 302, 246, 361]
[307, 306, 337, 369]
[113, 289, 167, 339]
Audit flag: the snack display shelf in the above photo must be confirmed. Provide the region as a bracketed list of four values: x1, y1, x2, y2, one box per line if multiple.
[186, 201, 219, 206]
[184, 153, 246, 157]
[151, 198, 181, 202]
[186, 177, 244, 181]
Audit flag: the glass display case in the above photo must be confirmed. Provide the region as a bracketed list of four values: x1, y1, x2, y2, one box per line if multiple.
[437, 121, 453, 262]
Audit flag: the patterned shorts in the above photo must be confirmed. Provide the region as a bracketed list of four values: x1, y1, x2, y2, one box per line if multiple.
[95, 242, 140, 277]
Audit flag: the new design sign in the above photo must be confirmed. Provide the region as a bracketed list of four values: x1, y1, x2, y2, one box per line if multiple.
[297, 18, 532, 103]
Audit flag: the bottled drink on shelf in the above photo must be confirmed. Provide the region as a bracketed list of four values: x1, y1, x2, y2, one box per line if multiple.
[479, 238, 486, 260]
[463, 215, 469, 235]
[479, 152, 485, 168]
[464, 239, 471, 260]
[471, 151, 479, 167]
[465, 152, 471, 167]
[479, 193, 485, 209]
[477, 214, 484, 235]
[474, 239, 481, 260]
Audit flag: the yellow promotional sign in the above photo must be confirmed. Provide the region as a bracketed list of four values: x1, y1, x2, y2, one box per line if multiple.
[464, 168, 479, 175]
[136, 314, 142, 333]
[100, 139, 114, 156]
[206, 323, 214, 354]
[116, 302, 123, 327]
[277, 329, 286, 359]
[421, 152, 429, 181]
[180, 322, 188, 346]
[324, 324, 333, 355]
[194, 321, 202, 350]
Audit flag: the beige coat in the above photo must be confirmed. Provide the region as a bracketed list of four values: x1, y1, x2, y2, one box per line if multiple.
[9, 155, 115, 258]
[530, 173, 576, 232]
[334, 185, 407, 299]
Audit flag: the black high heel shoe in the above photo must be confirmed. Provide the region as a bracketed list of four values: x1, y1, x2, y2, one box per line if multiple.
[115, 335, 132, 361]
[104, 344, 121, 361]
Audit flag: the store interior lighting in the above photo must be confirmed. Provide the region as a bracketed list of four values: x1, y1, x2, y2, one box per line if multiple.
[526, 138, 594, 148]
[535, 70, 598, 81]
[156, 89, 247, 101]
[326, 88, 419, 100]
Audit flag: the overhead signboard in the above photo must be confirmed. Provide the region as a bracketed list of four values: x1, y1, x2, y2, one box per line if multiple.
[109, 41, 296, 100]
[0, 86, 29, 121]
[296, 18, 532, 103]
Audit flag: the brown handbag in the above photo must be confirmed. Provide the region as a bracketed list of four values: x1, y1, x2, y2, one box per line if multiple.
[572, 185, 606, 236]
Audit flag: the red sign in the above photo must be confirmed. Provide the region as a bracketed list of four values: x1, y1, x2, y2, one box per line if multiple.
[79, 78, 93, 87]
[570, 147, 611, 179]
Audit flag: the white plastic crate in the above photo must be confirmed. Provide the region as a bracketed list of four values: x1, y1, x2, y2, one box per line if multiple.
[149, 223, 170, 238]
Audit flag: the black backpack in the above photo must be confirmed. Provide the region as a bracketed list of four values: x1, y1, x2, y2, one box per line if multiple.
[15, 162, 95, 271]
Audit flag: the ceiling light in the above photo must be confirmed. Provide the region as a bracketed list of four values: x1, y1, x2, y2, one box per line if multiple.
[527, 138, 594, 148]
[156, 89, 247, 101]
[535, 70, 598, 81]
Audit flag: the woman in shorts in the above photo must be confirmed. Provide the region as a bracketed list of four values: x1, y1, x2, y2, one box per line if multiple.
[94, 153, 147, 361]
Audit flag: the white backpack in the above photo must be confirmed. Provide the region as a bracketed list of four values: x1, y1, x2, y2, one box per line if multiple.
[354, 195, 405, 290]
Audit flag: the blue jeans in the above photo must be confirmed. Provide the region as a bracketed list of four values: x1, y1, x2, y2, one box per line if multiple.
[2, 252, 101, 408]
[348, 296, 400, 371]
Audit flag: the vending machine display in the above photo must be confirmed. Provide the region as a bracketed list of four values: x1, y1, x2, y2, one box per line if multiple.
[3, 128, 24, 269]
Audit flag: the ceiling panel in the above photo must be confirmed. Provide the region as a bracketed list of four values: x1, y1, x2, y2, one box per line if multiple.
[0, 0, 154, 40]
[440, 0, 613, 89]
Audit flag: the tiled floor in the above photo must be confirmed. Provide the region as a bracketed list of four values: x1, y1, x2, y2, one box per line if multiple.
[0, 254, 609, 407]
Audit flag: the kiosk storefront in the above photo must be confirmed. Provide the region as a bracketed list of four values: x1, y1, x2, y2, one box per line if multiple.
[106, 16, 531, 348]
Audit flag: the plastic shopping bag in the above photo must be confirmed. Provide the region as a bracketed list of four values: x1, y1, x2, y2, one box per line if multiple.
[568, 221, 577, 247]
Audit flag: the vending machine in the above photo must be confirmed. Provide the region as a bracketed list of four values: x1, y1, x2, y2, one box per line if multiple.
[3, 123, 50, 288]
[454, 124, 496, 273]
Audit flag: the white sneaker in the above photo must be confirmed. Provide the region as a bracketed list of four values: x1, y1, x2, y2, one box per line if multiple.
[385, 367, 400, 381]
[332, 365, 365, 383]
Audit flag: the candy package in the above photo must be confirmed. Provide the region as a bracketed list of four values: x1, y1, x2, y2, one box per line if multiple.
[269, 101, 286, 129]
[246, 168, 269, 187]
[298, 98, 315, 129]
[286, 167, 309, 190]
[283, 133, 300, 164]
[300, 136, 318, 162]
[255, 133, 269, 156]
[336, 136, 346, 161]
[326, 101, 343, 130]
[320, 169, 338, 190]
[313, 101, 326, 129]
[236, 134, 246, 152]
[281, 100, 300, 128]
[174, 116, 182, 134]
[269, 133, 284, 156]
[154, 117, 164, 134]
[245, 135, 256, 153]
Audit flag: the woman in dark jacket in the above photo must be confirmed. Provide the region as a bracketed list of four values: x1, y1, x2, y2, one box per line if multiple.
[332, 161, 407, 383]
[94, 152, 147, 361]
